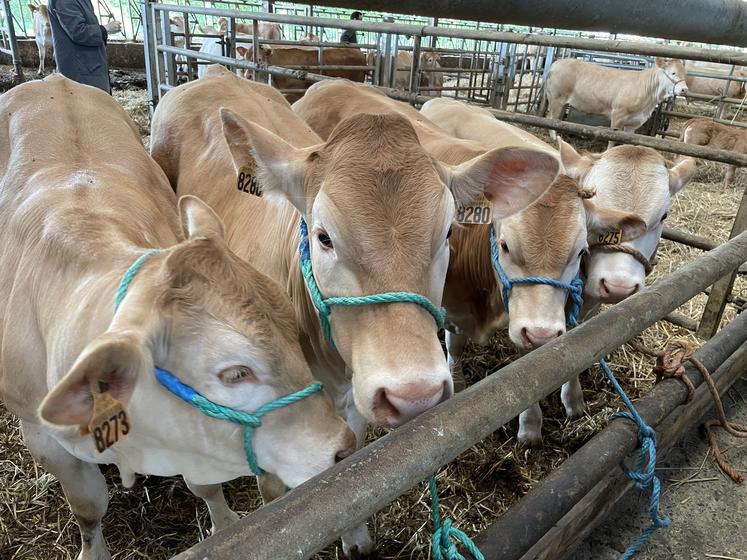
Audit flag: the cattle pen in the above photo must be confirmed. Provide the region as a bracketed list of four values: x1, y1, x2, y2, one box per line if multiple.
[1, 0, 747, 559]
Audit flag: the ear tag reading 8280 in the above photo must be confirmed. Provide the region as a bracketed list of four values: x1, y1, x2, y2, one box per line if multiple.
[87, 380, 130, 453]
[455, 197, 493, 225]
[237, 159, 262, 197]
[597, 230, 623, 245]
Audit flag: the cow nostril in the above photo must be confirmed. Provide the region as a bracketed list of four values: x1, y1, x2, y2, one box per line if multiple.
[556, 329, 564, 338]
[520, 327, 531, 346]
[373, 388, 400, 422]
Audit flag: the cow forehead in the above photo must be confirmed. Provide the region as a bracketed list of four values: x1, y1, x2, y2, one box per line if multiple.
[586, 146, 669, 223]
[502, 176, 585, 273]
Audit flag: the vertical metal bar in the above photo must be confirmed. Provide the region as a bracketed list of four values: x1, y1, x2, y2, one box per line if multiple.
[142, 0, 158, 114]
[381, 19, 393, 88]
[318, 29, 323, 75]
[152, 3, 165, 101]
[182, 9, 193, 81]
[252, 18, 260, 82]
[515, 43, 529, 111]
[696, 183, 747, 338]
[428, 17, 437, 49]
[160, 9, 176, 88]
[227, 16, 236, 60]
[716, 64, 737, 120]
[390, 34, 399, 89]
[2, 0, 24, 85]
[373, 31, 381, 85]
[408, 34, 421, 96]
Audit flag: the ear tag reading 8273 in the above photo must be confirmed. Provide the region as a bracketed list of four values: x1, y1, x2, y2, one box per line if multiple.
[237, 160, 262, 197]
[597, 230, 623, 245]
[87, 380, 130, 454]
[455, 198, 493, 225]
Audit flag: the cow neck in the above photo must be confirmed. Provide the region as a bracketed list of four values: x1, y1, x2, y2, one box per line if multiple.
[113, 249, 324, 477]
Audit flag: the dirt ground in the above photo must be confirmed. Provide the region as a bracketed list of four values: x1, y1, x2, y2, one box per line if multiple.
[0, 67, 745, 560]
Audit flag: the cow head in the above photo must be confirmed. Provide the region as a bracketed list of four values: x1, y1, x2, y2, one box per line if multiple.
[494, 149, 645, 350]
[655, 57, 688, 97]
[220, 108, 558, 427]
[39, 196, 354, 488]
[561, 141, 696, 303]
[420, 51, 440, 69]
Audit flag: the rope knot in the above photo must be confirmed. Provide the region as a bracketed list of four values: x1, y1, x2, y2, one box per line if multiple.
[653, 339, 696, 402]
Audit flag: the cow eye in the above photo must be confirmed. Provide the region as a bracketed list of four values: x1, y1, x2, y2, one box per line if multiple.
[660, 212, 668, 222]
[317, 231, 334, 249]
[446, 226, 453, 240]
[578, 247, 589, 259]
[219, 366, 257, 385]
[500, 240, 509, 253]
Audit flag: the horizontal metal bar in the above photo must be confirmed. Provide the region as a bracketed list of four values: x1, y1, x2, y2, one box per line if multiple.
[170, 231, 747, 560]
[473, 310, 747, 559]
[662, 109, 747, 130]
[150, 3, 747, 65]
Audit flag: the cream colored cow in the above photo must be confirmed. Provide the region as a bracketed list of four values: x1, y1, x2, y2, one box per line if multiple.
[545, 57, 688, 144]
[151, 67, 557, 556]
[0, 75, 353, 559]
[28, 3, 52, 75]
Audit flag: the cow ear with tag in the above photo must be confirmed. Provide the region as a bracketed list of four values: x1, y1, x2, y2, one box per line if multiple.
[178, 195, 225, 241]
[584, 198, 647, 241]
[219, 107, 319, 214]
[442, 146, 559, 219]
[39, 332, 143, 435]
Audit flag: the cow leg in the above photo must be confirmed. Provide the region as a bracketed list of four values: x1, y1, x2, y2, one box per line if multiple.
[256, 472, 287, 503]
[445, 330, 468, 392]
[517, 403, 543, 447]
[184, 480, 239, 534]
[725, 164, 736, 188]
[22, 421, 110, 560]
[546, 98, 566, 141]
[37, 45, 44, 75]
[561, 375, 586, 418]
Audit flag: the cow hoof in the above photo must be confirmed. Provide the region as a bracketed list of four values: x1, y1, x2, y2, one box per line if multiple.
[564, 403, 586, 420]
[517, 431, 543, 449]
[346, 547, 378, 560]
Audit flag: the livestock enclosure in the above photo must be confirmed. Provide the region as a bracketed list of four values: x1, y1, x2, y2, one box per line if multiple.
[0, 0, 746, 559]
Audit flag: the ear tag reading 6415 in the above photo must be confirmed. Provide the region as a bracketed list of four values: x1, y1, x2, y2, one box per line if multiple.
[455, 198, 493, 225]
[237, 160, 262, 197]
[87, 380, 130, 454]
[597, 230, 622, 245]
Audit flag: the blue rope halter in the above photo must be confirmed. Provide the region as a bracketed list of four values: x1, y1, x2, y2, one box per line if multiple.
[114, 250, 323, 476]
[489, 225, 669, 559]
[298, 217, 446, 350]
[299, 217, 482, 559]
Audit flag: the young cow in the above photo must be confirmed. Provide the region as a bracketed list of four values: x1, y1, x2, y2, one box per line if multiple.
[150, 66, 556, 556]
[28, 3, 52, 75]
[545, 57, 688, 145]
[0, 75, 353, 559]
[681, 117, 747, 188]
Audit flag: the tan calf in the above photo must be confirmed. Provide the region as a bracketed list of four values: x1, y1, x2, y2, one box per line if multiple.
[218, 16, 282, 40]
[685, 60, 746, 99]
[421, 97, 646, 444]
[152, 69, 556, 556]
[681, 117, 747, 188]
[394, 50, 444, 95]
[0, 75, 352, 559]
[28, 3, 52, 75]
[545, 57, 688, 145]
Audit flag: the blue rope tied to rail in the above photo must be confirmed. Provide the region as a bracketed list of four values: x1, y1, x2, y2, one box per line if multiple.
[114, 250, 324, 476]
[489, 225, 669, 559]
[298, 217, 446, 350]
[298, 218, 480, 558]
[429, 475, 485, 560]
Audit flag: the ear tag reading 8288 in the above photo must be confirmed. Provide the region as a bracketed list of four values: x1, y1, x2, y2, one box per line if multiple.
[87, 380, 130, 454]
[236, 159, 262, 197]
[455, 197, 493, 225]
[597, 230, 623, 245]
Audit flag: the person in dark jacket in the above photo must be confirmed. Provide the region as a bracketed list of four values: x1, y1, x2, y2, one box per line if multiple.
[48, 0, 111, 93]
[340, 11, 362, 44]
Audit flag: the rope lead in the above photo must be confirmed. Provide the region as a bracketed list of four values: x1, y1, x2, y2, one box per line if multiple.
[429, 475, 485, 560]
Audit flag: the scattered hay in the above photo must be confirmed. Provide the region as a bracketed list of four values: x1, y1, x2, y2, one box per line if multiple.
[1, 76, 746, 560]
[114, 89, 151, 148]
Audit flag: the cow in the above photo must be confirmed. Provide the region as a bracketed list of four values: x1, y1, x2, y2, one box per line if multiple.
[150, 66, 556, 556]
[545, 57, 688, 146]
[293, 83, 637, 447]
[418, 97, 650, 444]
[685, 60, 746, 99]
[681, 117, 747, 188]
[28, 3, 52, 75]
[235, 44, 366, 101]
[394, 50, 443, 95]
[0, 75, 354, 559]
[218, 16, 282, 41]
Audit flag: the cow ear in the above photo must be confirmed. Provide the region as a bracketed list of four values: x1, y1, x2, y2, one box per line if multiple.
[441, 147, 559, 219]
[669, 157, 697, 194]
[557, 137, 587, 180]
[39, 333, 145, 428]
[219, 107, 318, 213]
[654, 57, 666, 68]
[583, 199, 647, 241]
[236, 46, 248, 57]
[178, 195, 225, 240]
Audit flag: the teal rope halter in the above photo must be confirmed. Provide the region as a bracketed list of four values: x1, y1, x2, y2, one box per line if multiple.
[298, 217, 446, 349]
[114, 250, 324, 476]
[489, 225, 669, 559]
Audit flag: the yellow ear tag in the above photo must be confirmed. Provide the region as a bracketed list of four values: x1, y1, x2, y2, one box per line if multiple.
[236, 160, 262, 197]
[597, 230, 623, 245]
[455, 198, 493, 225]
[88, 380, 130, 454]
